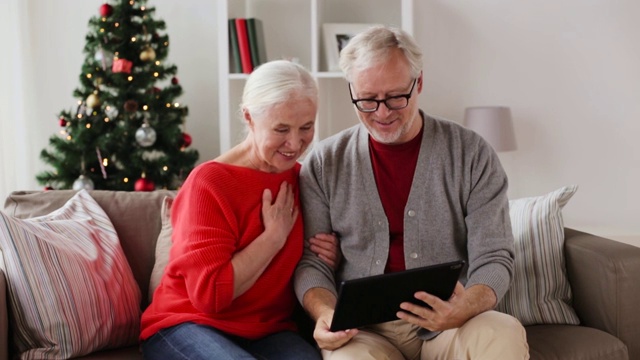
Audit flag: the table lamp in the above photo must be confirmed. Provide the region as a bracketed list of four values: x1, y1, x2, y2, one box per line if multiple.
[463, 106, 517, 152]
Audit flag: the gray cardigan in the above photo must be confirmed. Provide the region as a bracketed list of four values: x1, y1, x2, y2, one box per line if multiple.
[294, 111, 515, 304]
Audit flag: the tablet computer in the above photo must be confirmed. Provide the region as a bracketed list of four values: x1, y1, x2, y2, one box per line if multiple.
[329, 260, 465, 332]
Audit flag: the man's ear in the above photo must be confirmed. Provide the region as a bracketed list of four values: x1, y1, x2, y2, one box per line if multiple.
[417, 71, 424, 94]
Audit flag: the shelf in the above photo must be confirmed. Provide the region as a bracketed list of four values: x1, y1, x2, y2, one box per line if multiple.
[217, 0, 413, 153]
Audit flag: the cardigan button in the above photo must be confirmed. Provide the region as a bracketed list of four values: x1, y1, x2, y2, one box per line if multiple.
[408, 210, 416, 217]
[410, 253, 418, 259]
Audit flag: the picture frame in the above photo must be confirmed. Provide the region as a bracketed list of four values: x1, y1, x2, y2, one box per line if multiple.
[322, 23, 378, 72]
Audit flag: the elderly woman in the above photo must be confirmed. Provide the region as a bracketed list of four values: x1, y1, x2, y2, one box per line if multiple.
[140, 60, 337, 360]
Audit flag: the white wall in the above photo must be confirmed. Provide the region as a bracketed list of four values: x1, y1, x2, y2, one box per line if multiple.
[9, 0, 640, 238]
[415, 1, 640, 238]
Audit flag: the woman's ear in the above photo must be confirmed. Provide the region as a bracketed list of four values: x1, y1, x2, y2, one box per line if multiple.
[242, 108, 253, 129]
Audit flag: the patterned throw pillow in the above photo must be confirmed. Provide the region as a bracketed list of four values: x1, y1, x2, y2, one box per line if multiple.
[0, 190, 141, 358]
[497, 185, 581, 326]
[148, 196, 173, 302]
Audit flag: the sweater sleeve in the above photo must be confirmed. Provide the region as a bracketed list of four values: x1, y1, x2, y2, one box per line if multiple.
[464, 137, 515, 302]
[294, 147, 339, 303]
[169, 165, 237, 313]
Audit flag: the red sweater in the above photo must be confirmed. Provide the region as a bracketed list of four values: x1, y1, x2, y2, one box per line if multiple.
[140, 161, 303, 340]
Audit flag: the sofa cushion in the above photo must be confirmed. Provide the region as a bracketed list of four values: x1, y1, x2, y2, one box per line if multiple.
[526, 324, 628, 360]
[148, 196, 173, 302]
[497, 185, 581, 326]
[0, 190, 141, 358]
[3, 189, 176, 309]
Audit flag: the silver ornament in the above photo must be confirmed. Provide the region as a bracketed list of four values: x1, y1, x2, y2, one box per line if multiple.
[135, 123, 157, 147]
[94, 49, 114, 69]
[72, 175, 95, 191]
[105, 105, 119, 119]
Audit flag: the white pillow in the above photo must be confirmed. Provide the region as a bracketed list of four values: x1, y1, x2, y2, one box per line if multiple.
[0, 190, 141, 358]
[148, 196, 173, 302]
[497, 185, 581, 326]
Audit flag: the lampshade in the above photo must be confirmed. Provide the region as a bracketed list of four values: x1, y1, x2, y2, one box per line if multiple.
[463, 106, 517, 152]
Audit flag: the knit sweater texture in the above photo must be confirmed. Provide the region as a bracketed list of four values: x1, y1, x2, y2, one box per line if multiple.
[294, 111, 515, 303]
[141, 161, 303, 340]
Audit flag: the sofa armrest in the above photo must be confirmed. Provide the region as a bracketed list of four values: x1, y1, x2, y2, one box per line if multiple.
[565, 228, 640, 360]
[1, 269, 8, 360]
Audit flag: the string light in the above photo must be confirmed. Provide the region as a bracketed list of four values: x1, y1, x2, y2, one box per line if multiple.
[173, 103, 180, 108]
[86, 123, 91, 129]
[153, 72, 159, 77]
[162, 166, 168, 171]
[124, 177, 129, 183]
[142, 105, 149, 111]
[103, 158, 109, 167]
[128, 76, 133, 81]
[86, 73, 92, 79]
[131, 37, 137, 42]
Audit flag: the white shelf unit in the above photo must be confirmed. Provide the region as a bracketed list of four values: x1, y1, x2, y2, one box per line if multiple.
[217, 0, 413, 153]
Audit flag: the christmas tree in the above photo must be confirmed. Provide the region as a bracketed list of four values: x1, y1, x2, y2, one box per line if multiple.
[37, 0, 198, 191]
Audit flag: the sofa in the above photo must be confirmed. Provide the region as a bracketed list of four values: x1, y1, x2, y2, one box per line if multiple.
[1, 190, 639, 359]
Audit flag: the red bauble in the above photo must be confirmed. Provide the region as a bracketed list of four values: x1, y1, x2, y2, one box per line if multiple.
[99, 3, 113, 17]
[134, 177, 155, 192]
[180, 132, 192, 148]
[171, 76, 179, 85]
[59, 117, 67, 127]
[44, 186, 54, 191]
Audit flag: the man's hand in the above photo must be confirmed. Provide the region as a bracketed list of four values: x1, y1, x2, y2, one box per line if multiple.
[303, 287, 358, 350]
[396, 282, 497, 331]
[313, 310, 359, 350]
[309, 233, 341, 270]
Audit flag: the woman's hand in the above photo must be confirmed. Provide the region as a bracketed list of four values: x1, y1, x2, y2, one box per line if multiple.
[309, 233, 341, 270]
[261, 181, 298, 249]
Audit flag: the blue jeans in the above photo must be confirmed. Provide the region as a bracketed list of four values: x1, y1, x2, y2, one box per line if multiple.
[141, 322, 321, 360]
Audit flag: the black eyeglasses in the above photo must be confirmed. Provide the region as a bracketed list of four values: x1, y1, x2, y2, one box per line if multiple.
[349, 78, 417, 113]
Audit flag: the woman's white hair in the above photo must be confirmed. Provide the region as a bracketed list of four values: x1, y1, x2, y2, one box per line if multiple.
[240, 60, 318, 117]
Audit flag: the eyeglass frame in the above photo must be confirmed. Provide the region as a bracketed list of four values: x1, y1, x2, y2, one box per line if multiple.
[348, 78, 417, 113]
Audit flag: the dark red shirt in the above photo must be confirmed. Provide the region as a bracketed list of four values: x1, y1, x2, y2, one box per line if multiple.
[368, 127, 423, 273]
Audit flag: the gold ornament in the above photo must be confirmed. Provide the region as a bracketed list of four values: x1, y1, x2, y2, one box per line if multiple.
[86, 93, 102, 109]
[140, 46, 156, 62]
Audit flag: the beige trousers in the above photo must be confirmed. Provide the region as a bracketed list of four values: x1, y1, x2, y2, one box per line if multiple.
[321, 311, 529, 360]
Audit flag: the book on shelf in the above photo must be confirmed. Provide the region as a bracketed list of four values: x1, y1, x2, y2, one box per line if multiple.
[228, 18, 242, 73]
[246, 18, 267, 69]
[234, 18, 253, 74]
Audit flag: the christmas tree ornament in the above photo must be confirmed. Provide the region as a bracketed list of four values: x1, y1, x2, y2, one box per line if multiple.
[139, 45, 156, 62]
[124, 99, 139, 113]
[94, 48, 114, 69]
[59, 117, 67, 127]
[180, 132, 193, 148]
[105, 105, 119, 119]
[112, 58, 133, 74]
[86, 92, 101, 108]
[135, 122, 157, 147]
[171, 76, 179, 85]
[44, 185, 54, 191]
[134, 177, 155, 191]
[99, 3, 113, 17]
[72, 174, 95, 191]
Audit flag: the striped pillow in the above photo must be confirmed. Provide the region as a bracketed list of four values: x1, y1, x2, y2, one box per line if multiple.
[497, 185, 580, 325]
[148, 195, 173, 302]
[0, 190, 141, 358]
